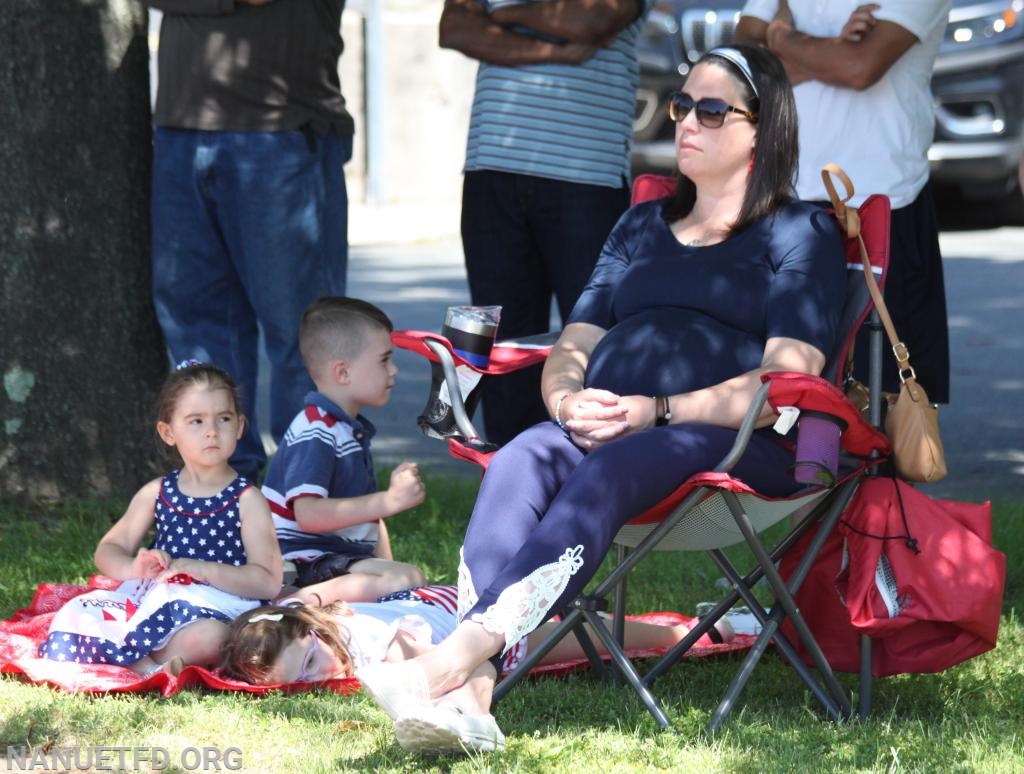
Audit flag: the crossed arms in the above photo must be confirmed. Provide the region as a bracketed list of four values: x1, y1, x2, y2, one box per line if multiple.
[734, 2, 919, 90]
[439, 0, 642, 66]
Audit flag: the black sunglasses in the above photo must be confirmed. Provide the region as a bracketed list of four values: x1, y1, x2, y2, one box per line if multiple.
[668, 93, 758, 129]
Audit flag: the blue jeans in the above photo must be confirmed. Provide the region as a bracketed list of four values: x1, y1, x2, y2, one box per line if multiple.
[151, 128, 351, 479]
[461, 171, 630, 445]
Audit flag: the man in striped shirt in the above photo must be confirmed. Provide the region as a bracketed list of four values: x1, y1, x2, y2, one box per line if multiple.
[440, 0, 652, 445]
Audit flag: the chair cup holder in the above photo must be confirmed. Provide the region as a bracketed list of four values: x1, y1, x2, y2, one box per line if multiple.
[442, 305, 501, 368]
[792, 411, 847, 487]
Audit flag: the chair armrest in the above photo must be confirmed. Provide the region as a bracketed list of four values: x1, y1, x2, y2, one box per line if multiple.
[660, 372, 889, 520]
[761, 371, 891, 458]
[392, 329, 557, 450]
[392, 330, 553, 375]
[712, 380, 774, 474]
[671, 369, 891, 479]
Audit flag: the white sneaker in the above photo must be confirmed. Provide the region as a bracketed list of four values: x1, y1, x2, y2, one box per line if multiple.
[356, 663, 431, 721]
[725, 606, 763, 636]
[395, 705, 506, 754]
[695, 602, 763, 637]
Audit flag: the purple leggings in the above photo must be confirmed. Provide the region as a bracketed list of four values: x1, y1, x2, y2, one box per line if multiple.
[461, 421, 798, 633]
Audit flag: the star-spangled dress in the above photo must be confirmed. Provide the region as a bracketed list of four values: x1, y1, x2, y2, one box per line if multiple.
[39, 471, 265, 667]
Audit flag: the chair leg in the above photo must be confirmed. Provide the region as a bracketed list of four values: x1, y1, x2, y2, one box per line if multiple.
[500, 483, 853, 730]
[710, 603, 852, 732]
[571, 619, 610, 681]
[705, 485, 859, 732]
[490, 594, 611, 703]
[569, 595, 612, 682]
[859, 634, 873, 719]
[492, 608, 586, 704]
[643, 583, 741, 688]
[490, 601, 675, 728]
[579, 609, 673, 728]
[708, 614, 780, 732]
[613, 543, 628, 649]
[708, 554, 846, 719]
[643, 503, 827, 689]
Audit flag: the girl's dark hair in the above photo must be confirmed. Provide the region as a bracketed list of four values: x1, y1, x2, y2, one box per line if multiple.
[219, 603, 353, 685]
[156, 363, 244, 464]
[157, 362, 243, 423]
[663, 43, 799, 233]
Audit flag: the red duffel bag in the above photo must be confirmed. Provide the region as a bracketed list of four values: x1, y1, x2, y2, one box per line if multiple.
[780, 477, 1005, 677]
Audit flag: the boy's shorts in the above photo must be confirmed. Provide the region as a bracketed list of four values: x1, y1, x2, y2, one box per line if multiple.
[293, 541, 377, 586]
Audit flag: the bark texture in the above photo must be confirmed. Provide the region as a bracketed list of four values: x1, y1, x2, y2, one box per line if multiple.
[0, 1, 166, 499]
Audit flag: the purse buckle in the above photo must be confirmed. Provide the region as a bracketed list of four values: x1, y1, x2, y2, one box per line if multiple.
[892, 341, 911, 367]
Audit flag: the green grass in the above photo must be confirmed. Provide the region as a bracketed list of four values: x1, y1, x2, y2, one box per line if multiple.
[1, 478, 1022, 773]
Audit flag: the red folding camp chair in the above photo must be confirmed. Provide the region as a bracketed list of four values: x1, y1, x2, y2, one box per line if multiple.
[393, 169, 893, 731]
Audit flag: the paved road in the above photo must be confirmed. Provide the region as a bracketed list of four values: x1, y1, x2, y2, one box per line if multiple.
[921, 224, 1024, 501]
[265, 202, 1024, 502]
[348, 240, 472, 474]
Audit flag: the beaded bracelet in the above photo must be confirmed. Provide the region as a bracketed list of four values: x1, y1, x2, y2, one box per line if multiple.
[554, 392, 572, 431]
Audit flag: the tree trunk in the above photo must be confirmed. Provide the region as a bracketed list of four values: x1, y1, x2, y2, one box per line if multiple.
[0, 1, 166, 500]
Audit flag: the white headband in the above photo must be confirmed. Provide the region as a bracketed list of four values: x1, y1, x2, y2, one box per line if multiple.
[707, 47, 759, 99]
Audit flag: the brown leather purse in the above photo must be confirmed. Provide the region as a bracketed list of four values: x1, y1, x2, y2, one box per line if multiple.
[823, 165, 948, 483]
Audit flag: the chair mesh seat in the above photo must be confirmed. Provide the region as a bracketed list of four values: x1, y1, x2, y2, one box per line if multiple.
[616, 488, 830, 551]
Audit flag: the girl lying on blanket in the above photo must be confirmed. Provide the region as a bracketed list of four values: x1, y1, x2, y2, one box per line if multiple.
[38, 362, 283, 676]
[218, 584, 734, 687]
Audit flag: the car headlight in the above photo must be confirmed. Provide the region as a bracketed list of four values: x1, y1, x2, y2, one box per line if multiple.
[946, 0, 1024, 45]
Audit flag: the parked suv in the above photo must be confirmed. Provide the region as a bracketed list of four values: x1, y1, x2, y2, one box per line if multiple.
[632, 1, 1024, 210]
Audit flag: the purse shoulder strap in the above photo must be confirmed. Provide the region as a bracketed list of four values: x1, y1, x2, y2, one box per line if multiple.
[821, 164, 927, 402]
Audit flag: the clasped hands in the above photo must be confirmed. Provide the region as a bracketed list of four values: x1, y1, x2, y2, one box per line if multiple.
[558, 389, 660, 452]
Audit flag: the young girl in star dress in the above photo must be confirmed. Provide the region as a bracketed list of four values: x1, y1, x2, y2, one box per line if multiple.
[39, 362, 283, 675]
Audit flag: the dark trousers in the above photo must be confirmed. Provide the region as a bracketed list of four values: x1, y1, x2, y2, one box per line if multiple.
[460, 170, 630, 445]
[854, 182, 950, 403]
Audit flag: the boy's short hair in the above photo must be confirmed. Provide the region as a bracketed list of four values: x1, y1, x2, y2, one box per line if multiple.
[299, 297, 394, 376]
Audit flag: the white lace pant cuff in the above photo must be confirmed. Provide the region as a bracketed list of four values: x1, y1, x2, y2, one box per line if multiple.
[464, 544, 585, 655]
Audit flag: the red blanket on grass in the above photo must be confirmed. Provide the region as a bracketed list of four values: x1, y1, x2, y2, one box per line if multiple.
[0, 578, 753, 696]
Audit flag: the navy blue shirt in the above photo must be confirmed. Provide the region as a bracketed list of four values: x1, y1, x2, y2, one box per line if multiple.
[568, 199, 846, 396]
[262, 391, 380, 561]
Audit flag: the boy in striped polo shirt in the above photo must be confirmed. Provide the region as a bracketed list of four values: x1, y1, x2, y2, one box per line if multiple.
[262, 297, 426, 604]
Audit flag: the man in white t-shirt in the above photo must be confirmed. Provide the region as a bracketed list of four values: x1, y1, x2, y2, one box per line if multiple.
[736, 1, 952, 403]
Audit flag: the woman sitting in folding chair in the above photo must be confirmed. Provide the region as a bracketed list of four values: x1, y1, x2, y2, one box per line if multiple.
[358, 44, 847, 754]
